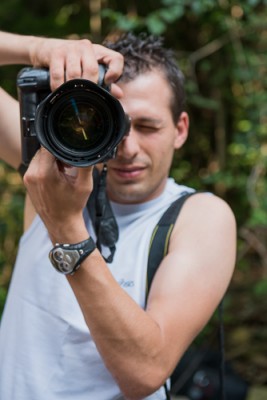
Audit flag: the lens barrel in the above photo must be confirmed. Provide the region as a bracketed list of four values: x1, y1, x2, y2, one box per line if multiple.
[35, 78, 129, 166]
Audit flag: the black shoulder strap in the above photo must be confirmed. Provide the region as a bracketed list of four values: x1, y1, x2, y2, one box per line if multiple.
[146, 191, 196, 299]
[146, 190, 226, 400]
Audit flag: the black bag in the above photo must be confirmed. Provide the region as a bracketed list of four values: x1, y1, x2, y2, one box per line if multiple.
[171, 347, 248, 400]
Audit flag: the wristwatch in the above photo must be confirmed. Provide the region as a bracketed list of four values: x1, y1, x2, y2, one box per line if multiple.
[49, 237, 96, 275]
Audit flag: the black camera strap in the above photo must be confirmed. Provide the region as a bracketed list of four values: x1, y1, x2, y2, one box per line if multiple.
[86, 165, 119, 263]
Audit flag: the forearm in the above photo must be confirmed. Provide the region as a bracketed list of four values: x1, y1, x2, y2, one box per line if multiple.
[48, 216, 167, 398]
[44, 208, 167, 398]
[67, 249, 167, 399]
[0, 31, 41, 66]
[0, 88, 21, 169]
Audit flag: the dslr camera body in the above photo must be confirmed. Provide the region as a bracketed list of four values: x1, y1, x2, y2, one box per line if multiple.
[17, 66, 129, 168]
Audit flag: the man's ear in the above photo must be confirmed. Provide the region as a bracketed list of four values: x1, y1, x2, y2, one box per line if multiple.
[174, 111, 189, 149]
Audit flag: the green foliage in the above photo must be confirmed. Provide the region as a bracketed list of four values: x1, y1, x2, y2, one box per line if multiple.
[0, 163, 24, 295]
[254, 277, 267, 296]
[0, 287, 7, 318]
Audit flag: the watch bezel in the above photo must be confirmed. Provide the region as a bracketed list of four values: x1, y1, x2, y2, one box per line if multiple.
[49, 237, 96, 275]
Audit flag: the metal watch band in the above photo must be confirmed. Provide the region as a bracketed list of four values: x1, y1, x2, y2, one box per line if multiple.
[49, 237, 96, 275]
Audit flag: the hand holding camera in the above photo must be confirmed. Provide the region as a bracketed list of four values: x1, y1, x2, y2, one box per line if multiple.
[17, 65, 129, 169]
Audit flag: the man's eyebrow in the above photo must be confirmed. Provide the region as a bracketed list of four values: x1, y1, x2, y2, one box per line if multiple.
[133, 117, 162, 124]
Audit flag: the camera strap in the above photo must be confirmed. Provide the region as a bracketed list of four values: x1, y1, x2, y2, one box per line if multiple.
[86, 165, 119, 263]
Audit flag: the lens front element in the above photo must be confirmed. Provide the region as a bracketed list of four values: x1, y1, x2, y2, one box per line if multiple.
[51, 95, 110, 152]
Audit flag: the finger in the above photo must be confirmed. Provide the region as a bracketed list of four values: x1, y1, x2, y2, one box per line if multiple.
[55, 40, 100, 85]
[23, 148, 44, 189]
[64, 41, 89, 81]
[34, 147, 58, 177]
[81, 59, 99, 84]
[25, 148, 41, 175]
[49, 59, 66, 91]
[93, 45, 124, 85]
[65, 53, 83, 81]
[75, 40, 100, 83]
[110, 83, 124, 99]
[48, 41, 84, 89]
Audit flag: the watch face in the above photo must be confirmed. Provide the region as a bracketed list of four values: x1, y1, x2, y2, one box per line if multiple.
[49, 237, 96, 275]
[50, 247, 80, 274]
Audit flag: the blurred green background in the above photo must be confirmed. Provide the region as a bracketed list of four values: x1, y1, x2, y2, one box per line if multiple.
[1, 0, 267, 394]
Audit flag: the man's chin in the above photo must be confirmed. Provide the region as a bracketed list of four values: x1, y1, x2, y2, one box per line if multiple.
[107, 183, 148, 204]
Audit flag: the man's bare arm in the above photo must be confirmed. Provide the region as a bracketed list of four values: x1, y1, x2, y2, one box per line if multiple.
[0, 88, 20, 169]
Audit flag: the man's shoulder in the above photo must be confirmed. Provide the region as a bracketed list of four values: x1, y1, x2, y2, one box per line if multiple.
[171, 191, 236, 238]
[183, 191, 234, 214]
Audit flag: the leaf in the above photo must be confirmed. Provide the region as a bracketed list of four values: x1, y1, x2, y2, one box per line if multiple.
[146, 15, 167, 35]
[254, 279, 267, 297]
[188, 94, 220, 110]
[247, 0, 261, 6]
[161, 0, 185, 5]
[159, 5, 185, 22]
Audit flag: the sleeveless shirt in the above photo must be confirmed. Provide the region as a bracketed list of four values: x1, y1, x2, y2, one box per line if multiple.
[0, 178, 193, 400]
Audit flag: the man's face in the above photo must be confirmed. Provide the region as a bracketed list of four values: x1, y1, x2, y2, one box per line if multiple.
[107, 70, 189, 204]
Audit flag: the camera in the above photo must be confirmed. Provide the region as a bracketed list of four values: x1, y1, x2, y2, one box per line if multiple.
[17, 65, 129, 167]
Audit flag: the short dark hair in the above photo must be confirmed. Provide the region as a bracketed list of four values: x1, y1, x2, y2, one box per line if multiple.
[103, 32, 186, 123]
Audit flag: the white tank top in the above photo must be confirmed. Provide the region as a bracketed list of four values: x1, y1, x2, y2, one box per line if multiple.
[0, 178, 193, 400]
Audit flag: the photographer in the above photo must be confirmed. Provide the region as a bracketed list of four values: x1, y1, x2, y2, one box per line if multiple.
[0, 31, 236, 400]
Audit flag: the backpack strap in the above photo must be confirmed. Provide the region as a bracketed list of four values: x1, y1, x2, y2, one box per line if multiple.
[146, 190, 226, 400]
[146, 191, 196, 301]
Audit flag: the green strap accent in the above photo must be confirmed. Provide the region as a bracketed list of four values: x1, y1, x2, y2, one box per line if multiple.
[164, 224, 174, 256]
[146, 191, 196, 303]
[146, 224, 173, 295]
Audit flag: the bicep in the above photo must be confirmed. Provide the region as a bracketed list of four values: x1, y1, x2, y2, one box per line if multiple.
[146, 194, 236, 369]
[0, 88, 21, 169]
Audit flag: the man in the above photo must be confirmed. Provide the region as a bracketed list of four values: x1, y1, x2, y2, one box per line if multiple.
[0, 31, 236, 400]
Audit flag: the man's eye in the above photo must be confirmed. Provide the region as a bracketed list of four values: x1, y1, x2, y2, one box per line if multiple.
[136, 125, 156, 132]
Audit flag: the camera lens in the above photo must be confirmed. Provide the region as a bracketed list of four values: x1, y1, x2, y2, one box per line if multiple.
[54, 99, 105, 150]
[35, 79, 128, 166]
[48, 93, 112, 154]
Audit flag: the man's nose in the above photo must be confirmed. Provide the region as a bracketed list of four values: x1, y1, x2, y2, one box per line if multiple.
[117, 127, 140, 160]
